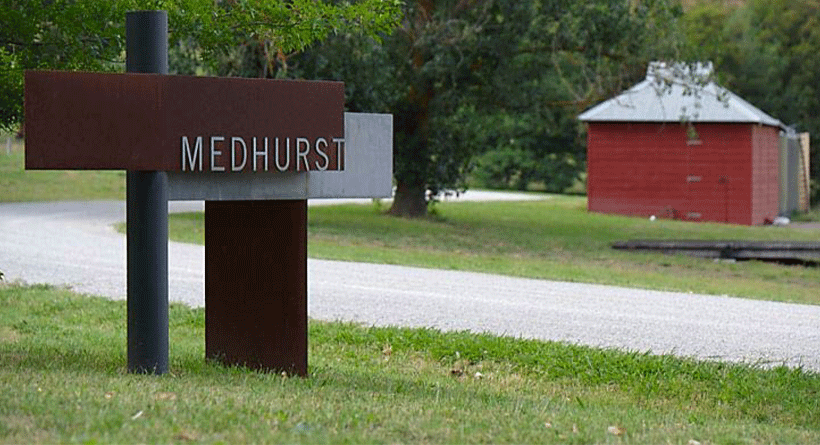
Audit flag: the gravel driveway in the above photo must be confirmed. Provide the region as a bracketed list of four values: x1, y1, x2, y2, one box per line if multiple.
[1, 198, 818, 371]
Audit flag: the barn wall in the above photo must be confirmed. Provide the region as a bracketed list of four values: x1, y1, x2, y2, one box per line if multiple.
[683, 124, 752, 224]
[750, 125, 780, 224]
[587, 122, 688, 219]
[586, 122, 756, 224]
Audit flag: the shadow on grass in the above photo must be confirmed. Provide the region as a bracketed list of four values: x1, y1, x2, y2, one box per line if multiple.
[0, 340, 214, 377]
[1, 343, 127, 374]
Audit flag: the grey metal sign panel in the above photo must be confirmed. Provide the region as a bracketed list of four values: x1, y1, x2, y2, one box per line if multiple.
[167, 113, 392, 200]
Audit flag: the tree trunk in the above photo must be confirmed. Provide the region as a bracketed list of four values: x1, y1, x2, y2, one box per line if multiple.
[388, 180, 428, 218]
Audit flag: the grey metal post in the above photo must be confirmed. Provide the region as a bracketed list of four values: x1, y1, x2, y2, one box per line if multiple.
[126, 10, 169, 374]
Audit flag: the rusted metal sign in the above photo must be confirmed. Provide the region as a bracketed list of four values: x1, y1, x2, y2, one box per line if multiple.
[25, 70, 344, 172]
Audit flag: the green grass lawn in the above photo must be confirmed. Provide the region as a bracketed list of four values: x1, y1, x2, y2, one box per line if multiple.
[0, 139, 125, 202]
[2, 283, 819, 444]
[168, 197, 820, 305]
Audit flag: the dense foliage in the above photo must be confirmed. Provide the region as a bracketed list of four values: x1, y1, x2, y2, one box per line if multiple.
[0, 0, 400, 131]
[289, 0, 688, 216]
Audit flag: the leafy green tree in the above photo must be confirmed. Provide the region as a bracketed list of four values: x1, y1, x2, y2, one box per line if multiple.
[0, 0, 400, 130]
[468, 0, 687, 194]
[293, 0, 687, 216]
[1, 0, 125, 130]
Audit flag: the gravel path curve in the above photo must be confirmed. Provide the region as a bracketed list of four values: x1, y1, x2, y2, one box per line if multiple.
[1, 199, 818, 371]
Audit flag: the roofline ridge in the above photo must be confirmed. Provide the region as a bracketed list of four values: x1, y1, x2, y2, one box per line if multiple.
[579, 62, 784, 127]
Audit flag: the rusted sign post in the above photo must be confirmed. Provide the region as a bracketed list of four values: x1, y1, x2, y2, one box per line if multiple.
[25, 11, 392, 376]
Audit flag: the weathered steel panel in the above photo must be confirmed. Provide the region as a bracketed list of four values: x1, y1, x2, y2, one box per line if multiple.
[205, 200, 308, 375]
[24, 70, 344, 172]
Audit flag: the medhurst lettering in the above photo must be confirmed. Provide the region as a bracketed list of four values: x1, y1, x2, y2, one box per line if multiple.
[253, 137, 268, 172]
[315, 138, 329, 171]
[333, 137, 345, 170]
[231, 137, 247, 171]
[181, 135, 344, 172]
[296, 137, 310, 172]
[181, 136, 203, 171]
[210, 136, 225, 172]
[275, 137, 291, 171]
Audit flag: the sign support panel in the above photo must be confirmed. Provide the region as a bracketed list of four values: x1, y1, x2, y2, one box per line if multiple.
[205, 200, 308, 375]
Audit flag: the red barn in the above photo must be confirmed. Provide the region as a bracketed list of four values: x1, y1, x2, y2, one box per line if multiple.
[578, 63, 784, 225]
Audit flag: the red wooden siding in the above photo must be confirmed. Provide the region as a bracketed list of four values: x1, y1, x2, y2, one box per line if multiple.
[586, 122, 779, 225]
[587, 123, 688, 219]
[750, 125, 780, 225]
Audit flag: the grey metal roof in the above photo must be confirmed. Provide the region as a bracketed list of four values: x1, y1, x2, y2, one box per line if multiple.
[578, 62, 783, 128]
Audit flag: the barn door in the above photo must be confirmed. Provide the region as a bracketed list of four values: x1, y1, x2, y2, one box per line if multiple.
[685, 130, 729, 223]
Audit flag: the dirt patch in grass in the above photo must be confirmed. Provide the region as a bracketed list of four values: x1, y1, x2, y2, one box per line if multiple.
[0, 326, 21, 343]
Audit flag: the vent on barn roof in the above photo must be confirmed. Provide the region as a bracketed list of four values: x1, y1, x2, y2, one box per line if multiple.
[578, 61, 783, 128]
